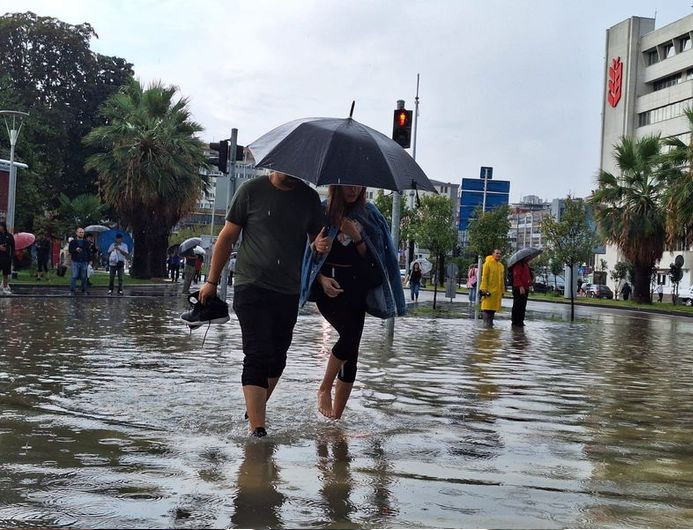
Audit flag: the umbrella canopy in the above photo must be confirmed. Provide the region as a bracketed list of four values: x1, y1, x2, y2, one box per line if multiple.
[508, 247, 543, 268]
[410, 258, 433, 274]
[248, 117, 436, 192]
[98, 229, 134, 256]
[13, 232, 35, 251]
[193, 245, 205, 255]
[84, 224, 109, 233]
[179, 237, 201, 254]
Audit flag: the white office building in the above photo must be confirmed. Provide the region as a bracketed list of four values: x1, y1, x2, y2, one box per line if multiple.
[597, 13, 693, 296]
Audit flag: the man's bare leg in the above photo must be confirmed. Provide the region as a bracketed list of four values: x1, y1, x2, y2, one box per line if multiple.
[332, 380, 353, 420]
[318, 353, 345, 418]
[243, 385, 268, 431]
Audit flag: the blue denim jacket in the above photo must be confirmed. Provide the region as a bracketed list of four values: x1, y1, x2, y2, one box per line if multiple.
[299, 202, 406, 319]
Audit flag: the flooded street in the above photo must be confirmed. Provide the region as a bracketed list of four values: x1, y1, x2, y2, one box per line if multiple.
[2, 296, 693, 528]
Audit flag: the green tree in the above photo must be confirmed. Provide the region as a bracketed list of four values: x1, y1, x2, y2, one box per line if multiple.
[0, 12, 133, 229]
[57, 193, 107, 231]
[591, 135, 667, 303]
[410, 195, 458, 309]
[610, 261, 631, 300]
[467, 204, 511, 259]
[84, 80, 208, 279]
[373, 190, 413, 246]
[542, 197, 595, 321]
[659, 108, 693, 249]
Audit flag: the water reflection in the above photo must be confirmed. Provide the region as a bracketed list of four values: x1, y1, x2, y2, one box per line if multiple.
[231, 441, 285, 529]
[2, 297, 693, 528]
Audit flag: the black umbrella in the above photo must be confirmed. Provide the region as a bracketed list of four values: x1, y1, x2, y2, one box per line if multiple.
[508, 247, 543, 268]
[248, 116, 436, 192]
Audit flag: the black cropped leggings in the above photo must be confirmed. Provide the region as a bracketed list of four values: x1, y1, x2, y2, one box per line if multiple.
[316, 267, 367, 384]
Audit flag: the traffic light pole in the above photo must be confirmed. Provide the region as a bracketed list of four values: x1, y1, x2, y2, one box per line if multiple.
[407, 74, 421, 271]
[218, 128, 238, 300]
[474, 175, 489, 321]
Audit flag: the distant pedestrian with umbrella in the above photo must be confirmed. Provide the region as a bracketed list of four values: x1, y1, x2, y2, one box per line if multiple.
[507, 247, 541, 327]
[198, 171, 329, 438]
[300, 184, 405, 420]
[0, 221, 15, 295]
[480, 249, 505, 327]
[179, 237, 201, 295]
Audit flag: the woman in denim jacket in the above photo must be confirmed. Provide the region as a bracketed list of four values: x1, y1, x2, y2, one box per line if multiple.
[300, 185, 405, 419]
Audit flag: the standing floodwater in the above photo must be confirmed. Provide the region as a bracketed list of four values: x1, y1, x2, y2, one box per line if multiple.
[1, 296, 693, 528]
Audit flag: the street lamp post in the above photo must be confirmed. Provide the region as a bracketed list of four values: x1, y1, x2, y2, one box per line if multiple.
[1, 110, 29, 233]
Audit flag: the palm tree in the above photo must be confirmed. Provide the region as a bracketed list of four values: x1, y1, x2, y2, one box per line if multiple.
[591, 135, 667, 303]
[84, 80, 208, 278]
[659, 108, 693, 249]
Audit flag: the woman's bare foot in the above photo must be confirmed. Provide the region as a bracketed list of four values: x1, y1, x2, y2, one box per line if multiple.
[317, 389, 334, 418]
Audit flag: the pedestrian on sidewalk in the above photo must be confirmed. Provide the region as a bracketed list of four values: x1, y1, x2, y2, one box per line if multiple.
[621, 281, 632, 301]
[510, 257, 532, 327]
[405, 261, 422, 302]
[194, 254, 203, 284]
[199, 171, 329, 438]
[69, 227, 91, 294]
[228, 253, 236, 285]
[35, 232, 51, 280]
[466, 262, 478, 304]
[480, 249, 505, 327]
[181, 250, 197, 294]
[107, 233, 129, 295]
[656, 283, 663, 303]
[0, 221, 15, 295]
[301, 185, 405, 420]
[168, 253, 181, 282]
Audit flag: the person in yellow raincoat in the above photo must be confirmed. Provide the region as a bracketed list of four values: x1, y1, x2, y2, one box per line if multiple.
[479, 249, 505, 326]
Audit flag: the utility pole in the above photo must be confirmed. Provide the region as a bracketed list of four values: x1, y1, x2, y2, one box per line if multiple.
[407, 74, 420, 271]
[474, 168, 490, 321]
[1, 110, 29, 233]
[218, 128, 238, 300]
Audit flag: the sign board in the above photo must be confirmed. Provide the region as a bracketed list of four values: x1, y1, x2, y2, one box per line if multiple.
[480, 166, 493, 179]
[446, 278, 457, 299]
[458, 177, 510, 230]
[446, 263, 459, 279]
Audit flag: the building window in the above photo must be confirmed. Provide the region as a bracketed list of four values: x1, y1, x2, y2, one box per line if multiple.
[653, 73, 681, 91]
[664, 43, 675, 59]
[681, 36, 692, 52]
[638, 97, 693, 127]
[646, 49, 659, 65]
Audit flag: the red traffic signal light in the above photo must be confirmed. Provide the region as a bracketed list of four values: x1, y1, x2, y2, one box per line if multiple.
[392, 109, 413, 148]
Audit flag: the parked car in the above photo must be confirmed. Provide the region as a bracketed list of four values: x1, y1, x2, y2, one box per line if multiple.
[677, 285, 693, 306]
[586, 284, 613, 299]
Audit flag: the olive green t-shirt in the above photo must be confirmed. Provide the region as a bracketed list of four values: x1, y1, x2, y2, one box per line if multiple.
[226, 176, 323, 294]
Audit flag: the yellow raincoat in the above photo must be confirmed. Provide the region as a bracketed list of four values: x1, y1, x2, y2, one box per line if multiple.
[480, 255, 505, 312]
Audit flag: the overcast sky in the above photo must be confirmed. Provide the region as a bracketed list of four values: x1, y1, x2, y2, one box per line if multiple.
[5, 0, 693, 201]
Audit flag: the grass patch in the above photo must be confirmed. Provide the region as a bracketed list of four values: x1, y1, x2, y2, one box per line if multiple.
[529, 292, 693, 315]
[11, 268, 168, 286]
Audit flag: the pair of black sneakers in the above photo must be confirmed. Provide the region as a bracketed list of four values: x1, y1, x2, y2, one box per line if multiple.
[180, 291, 230, 328]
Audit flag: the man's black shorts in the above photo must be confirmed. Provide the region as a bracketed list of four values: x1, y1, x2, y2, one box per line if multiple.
[0, 257, 11, 276]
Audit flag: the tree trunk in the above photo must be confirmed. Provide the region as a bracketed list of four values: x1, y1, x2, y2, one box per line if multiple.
[433, 255, 439, 310]
[632, 263, 652, 304]
[438, 254, 445, 287]
[130, 220, 170, 279]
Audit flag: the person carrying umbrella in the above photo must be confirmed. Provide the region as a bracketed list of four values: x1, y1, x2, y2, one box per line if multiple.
[479, 249, 505, 327]
[0, 222, 15, 295]
[300, 185, 406, 420]
[510, 257, 532, 327]
[198, 171, 330, 438]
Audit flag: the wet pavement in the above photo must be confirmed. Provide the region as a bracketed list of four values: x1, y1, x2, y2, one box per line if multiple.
[1, 295, 693, 528]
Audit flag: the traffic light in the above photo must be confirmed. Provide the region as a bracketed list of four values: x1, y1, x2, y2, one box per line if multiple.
[208, 140, 229, 173]
[392, 108, 413, 148]
[669, 263, 683, 283]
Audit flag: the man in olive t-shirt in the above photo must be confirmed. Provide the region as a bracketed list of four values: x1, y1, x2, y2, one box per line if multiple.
[199, 172, 331, 437]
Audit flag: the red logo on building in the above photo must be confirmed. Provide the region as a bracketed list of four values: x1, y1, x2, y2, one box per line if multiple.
[607, 57, 623, 108]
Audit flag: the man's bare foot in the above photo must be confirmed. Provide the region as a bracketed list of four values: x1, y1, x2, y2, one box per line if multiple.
[317, 389, 334, 418]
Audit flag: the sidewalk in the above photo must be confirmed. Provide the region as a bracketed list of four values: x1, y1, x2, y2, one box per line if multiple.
[410, 288, 693, 319]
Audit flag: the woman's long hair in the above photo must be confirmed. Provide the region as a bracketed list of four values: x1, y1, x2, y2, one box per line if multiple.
[326, 185, 366, 227]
